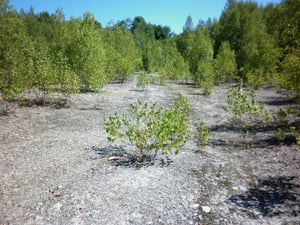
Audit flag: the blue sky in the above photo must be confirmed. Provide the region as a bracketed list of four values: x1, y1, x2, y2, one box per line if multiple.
[10, 0, 281, 34]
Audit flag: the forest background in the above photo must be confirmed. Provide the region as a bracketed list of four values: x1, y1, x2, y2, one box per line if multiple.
[0, 0, 299, 100]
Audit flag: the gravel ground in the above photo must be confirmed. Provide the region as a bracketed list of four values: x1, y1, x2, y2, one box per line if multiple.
[0, 79, 299, 225]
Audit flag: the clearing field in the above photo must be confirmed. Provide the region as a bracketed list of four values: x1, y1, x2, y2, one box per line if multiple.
[1, 79, 299, 225]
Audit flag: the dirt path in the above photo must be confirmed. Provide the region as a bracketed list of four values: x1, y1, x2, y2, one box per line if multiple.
[0, 80, 299, 225]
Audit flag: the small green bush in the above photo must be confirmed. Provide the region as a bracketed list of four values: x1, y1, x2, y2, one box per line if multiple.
[104, 94, 190, 161]
[223, 80, 270, 137]
[198, 119, 210, 149]
[150, 74, 167, 85]
[275, 128, 285, 146]
[273, 108, 300, 146]
[136, 71, 149, 88]
[290, 127, 300, 145]
[224, 80, 300, 146]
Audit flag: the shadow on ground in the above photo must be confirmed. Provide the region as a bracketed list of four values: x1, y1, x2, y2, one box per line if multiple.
[209, 122, 297, 149]
[88, 145, 173, 169]
[229, 176, 300, 217]
[209, 135, 296, 150]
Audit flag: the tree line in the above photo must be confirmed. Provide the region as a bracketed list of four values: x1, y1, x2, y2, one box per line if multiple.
[0, 0, 299, 100]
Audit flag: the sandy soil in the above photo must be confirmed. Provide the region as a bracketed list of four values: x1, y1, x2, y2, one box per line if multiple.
[0, 79, 299, 225]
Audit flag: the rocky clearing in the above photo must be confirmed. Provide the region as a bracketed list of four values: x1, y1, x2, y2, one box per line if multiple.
[0, 79, 299, 225]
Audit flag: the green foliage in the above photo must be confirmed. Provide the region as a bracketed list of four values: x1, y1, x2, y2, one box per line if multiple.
[183, 15, 194, 32]
[131, 16, 155, 40]
[0, 14, 34, 100]
[176, 27, 215, 93]
[172, 93, 191, 116]
[104, 94, 190, 161]
[273, 107, 300, 146]
[136, 71, 149, 88]
[145, 41, 164, 73]
[103, 26, 142, 82]
[198, 119, 210, 149]
[195, 60, 215, 95]
[274, 126, 300, 146]
[67, 13, 107, 91]
[277, 49, 300, 99]
[218, 1, 279, 85]
[215, 41, 238, 83]
[275, 0, 300, 52]
[154, 24, 171, 40]
[131, 16, 163, 72]
[1, 1, 299, 101]
[290, 127, 300, 145]
[132, 23, 189, 82]
[150, 74, 168, 86]
[31, 43, 56, 98]
[159, 40, 189, 82]
[275, 128, 285, 146]
[43, 10, 80, 96]
[224, 80, 270, 135]
[190, 29, 214, 75]
[242, 32, 280, 88]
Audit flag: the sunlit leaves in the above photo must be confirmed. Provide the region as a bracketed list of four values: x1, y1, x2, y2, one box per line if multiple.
[103, 26, 141, 82]
[223, 80, 270, 137]
[67, 13, 106, 90]
[0, 14, 33, 99]
[159, 40, 189, 82]
[215, 41, 237, 83]
[218, 1, 279, 85]
[104, 94, 190, 161]
[279, 49, 300, 98]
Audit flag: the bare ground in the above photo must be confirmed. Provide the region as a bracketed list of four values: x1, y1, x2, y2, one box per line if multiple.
[0, 79, 299, 225]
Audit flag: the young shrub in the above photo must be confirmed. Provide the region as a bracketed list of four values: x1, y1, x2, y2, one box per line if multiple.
[0, 15, 34, 101]
[279, 49, 300, 100]
[275, 128, 285, 146]
[172, 93, 191, 116]
[104, 94, 190, 161]
[198, 119, 210, 149]
[290, 127, 300, 145]
[273, 108, 300, 146]
[223, 80, 269, 136]
[215, 41, 238, 84]
[194, 60, 215, 95]
[136, 71, 149, 89]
